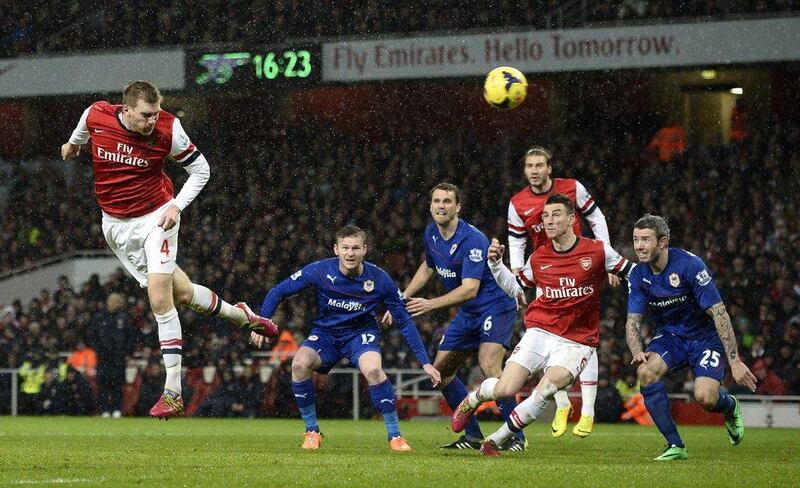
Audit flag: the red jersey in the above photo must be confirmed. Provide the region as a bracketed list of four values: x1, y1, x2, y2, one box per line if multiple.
[516, 237, 633, 346]
[507, 178, 608, 270]
[69, 101, 198, 218]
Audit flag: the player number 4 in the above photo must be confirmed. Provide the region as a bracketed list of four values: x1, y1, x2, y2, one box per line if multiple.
[699, 349, 720, 368]
[361, 333, 376, 345]
[160, 239, 170, 255]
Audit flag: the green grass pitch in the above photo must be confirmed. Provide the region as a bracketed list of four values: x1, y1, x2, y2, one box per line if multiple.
[1, 417, 798, 487]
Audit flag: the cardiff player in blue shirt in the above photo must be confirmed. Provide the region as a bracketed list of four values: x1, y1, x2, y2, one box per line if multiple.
[626, 214, 757, 461]
[253, 225, 441, 451]
[383, 183, 525, 451]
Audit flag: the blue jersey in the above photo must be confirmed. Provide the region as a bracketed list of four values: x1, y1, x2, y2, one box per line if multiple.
[627, 248, 723, 340]
[424, 219, 516, 314]
[260, 258, 431, 365]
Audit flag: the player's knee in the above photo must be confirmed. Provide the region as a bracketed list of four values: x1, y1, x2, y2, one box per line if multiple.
[695, 389, 718, 410]
[173, 286, 193, 306]
[478, 358, 502, 379]
[149, 294, 173, 315]
[637, 364, 658, 387]
[362, 367, 385, 385]
[291, 358, 313, 379]
[493, 382, 514, 399]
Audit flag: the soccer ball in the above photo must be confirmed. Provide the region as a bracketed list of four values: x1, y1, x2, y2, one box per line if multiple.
[483, 66, 528, 110]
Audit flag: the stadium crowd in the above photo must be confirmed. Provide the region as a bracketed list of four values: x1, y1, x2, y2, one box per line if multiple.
[1, 107, 798, 417]
[2, 0, 799, 57]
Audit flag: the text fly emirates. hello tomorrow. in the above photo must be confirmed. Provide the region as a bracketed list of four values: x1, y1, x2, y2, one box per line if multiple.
[331, 34, 678, 73]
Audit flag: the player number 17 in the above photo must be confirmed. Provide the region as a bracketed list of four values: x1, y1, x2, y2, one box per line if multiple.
[361, 333, 376, 345]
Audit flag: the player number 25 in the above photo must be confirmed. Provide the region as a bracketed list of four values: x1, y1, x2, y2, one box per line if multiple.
[361, 333, 376, 345]
[699, 349, 720, 368]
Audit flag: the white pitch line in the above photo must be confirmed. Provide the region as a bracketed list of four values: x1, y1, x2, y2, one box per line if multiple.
[12, 478, 105, 485]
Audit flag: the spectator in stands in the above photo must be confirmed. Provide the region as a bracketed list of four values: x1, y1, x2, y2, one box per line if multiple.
[594, 372, 623, 423]
[57, 366, 95, 415]
[89, 292, 134, 418]
[17, 350, 46, 414]
[647, 120, 687, 162]
[231, 366, 265, 419]
[752, 358, 787, 395]
[35, 369, 62, 415]
[66, 339, 97, 378]
[135, 359, 165, 416]
[195, 368, 240, 417]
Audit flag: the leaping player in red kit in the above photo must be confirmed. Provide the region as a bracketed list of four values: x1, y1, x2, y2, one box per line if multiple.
[452, 194, 634, 456]
[61, 81, 278, 419]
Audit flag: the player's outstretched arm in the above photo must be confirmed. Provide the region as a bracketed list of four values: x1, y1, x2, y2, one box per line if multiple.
[707, 302, 757, 392]
[405, 278, 480, 316]
[626, 313, 648, 365]
[403, 261, 435, 299]
[63, 106, 91, 160]
[487, 238, 526, 306]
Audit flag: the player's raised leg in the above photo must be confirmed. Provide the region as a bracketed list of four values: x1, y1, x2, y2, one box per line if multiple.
[638, 352, 687, 460]
[358, 352, 410, 451]
[573, 351, 598, 437]
[478, 342, 526, 451]
[481, 365, 572, 457]
[436, 349, 484, 449]
[172, 267, 278, 338]
[292, 346, 323, 449]
[452, 361, 530, 435]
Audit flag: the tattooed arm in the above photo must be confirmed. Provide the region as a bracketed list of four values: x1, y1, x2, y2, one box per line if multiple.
[707, 302, 757, 391]
[626, 313, 648, 365]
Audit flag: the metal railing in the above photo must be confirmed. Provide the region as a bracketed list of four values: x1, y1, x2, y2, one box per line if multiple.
[0, 369, 19, 416]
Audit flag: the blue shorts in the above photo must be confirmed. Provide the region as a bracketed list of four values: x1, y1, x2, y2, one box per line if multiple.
[646, 332, 727, 382]
[301, 327, 382, 374]
[439, 305, 517, 351]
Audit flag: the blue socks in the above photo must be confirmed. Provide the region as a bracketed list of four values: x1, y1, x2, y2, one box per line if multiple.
[291, 379, 319, 433]
[497, 397, 526, 441]
[709, 390, 736, 414]
[369, 379, 401, 439]
[442, 377, 484, 441]
[641, 382, 684, 448]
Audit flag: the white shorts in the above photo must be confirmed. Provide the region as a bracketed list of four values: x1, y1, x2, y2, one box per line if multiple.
[507, 328, 595, 382]
[101, 200, 179, 288]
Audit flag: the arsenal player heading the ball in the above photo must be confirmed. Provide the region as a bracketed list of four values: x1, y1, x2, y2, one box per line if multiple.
[61, 81, 278, 419]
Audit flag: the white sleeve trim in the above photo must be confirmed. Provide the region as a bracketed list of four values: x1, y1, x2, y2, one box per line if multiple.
[173, 154, 210, 211]
[507, 201, 527, 270]
[577, 180, 611, 247]
[603, 242, 634, 279]
[170, 118, 194, 158]
[68, 106, 92, 146]
[489, 258, 524, 298]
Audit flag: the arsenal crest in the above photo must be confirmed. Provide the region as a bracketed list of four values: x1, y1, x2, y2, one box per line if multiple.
[580, 257, 592, 270]
[669, 272, 680, 287]
[363, 280, 374, 292]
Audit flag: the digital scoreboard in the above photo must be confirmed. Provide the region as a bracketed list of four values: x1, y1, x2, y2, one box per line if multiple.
[187, 45, 320, 90]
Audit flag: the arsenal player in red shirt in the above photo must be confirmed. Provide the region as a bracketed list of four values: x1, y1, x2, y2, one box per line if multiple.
[451, 194, 633, 457]
[60, 81, 278, 419]
[507, 145, 619, 437]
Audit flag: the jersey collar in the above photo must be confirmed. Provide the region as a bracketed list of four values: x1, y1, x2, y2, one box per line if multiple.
[529, 178, 554, 196]
[552, 236, 581, 255]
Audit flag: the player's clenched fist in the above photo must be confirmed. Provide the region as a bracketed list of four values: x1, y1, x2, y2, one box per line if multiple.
[488, 238, 505, 263]
[61, 143, 80, 160]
